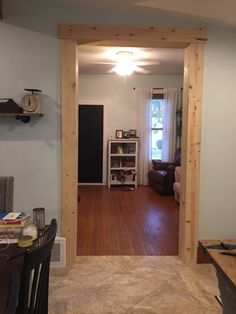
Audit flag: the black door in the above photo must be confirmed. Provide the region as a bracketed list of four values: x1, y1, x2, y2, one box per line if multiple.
[78, 105, 103, 183]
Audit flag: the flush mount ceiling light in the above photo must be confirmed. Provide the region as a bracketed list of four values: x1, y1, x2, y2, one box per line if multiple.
[114, 51, 135, 76]
[116, 51, 134, 61]
[88, 48, 160, 75]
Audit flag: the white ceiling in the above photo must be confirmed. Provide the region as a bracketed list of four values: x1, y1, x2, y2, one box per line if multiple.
[78, 46, 184, 75]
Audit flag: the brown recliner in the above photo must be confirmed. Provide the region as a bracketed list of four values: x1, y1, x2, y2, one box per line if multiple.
[148, 149, 181, 195]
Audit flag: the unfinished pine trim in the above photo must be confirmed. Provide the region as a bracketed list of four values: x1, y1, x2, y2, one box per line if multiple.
[60, 24, 207, 266]
[179, 43, 204, 263]
[76, 40, 188, 49]
[61, 39, 78, 267]
[59, 24, 207, 46]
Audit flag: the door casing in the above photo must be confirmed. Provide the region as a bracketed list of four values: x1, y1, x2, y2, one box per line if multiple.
[59, 24, 207, 266]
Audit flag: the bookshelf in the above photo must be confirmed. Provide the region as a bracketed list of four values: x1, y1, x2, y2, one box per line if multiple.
[108, 139, 138, 188]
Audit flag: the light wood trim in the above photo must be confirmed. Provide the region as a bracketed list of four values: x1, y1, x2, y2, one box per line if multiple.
[60, 24, 207, 266]
[59, 24, 207, 46]
[76, 40, 188, 49]
[179, 43, 204, 264]
[61, 39, 78, 266]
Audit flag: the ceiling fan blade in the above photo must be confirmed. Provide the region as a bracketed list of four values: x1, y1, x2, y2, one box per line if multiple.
[88, 61, 116, 65]
[135, 66, 150, 74]
[106, 66, 116, 73]
[135, 61, 160, 66]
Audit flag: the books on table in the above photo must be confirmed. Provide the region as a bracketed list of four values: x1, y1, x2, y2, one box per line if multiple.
[0, 212, 31, 243]
[0, 212, 30, 227]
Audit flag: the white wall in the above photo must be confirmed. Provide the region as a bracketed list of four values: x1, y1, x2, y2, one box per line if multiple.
[0, 23, 61, 228]
[79, 74, 183, 184]
[199, 27, 236, 239]
[79, 74, 183, 138]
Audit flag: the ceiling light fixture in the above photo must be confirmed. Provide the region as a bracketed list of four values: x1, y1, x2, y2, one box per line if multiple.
[114, 51, 135, 76]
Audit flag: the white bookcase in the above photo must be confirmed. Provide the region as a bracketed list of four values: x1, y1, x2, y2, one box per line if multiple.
[108, 139, 138, 188]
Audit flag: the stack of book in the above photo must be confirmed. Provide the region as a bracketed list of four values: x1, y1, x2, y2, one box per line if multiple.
[0, 212, 30, 241]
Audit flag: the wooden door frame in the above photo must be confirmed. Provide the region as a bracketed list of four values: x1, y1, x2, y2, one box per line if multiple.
[59, 24, 207, 266]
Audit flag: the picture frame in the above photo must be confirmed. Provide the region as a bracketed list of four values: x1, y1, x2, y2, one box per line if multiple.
[123, 131, 130, 139]
[116, 130, 123, 139]
[129, 129, 137, 138]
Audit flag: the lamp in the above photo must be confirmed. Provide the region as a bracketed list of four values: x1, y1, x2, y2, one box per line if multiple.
[114, 62, 135, 76]
[114, 51, 135, 76]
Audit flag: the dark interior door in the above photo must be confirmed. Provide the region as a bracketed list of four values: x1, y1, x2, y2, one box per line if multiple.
[78, 105, 103, 183]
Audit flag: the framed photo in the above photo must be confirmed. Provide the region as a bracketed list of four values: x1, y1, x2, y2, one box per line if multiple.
[123, 131, 130, 139]
[116, 130, 123, 138]
[129, 129, 137, 138]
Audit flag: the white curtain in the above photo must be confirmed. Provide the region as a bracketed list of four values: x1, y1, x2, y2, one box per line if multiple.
[162, 88, 182, 162]
[136, 88, 152, 185]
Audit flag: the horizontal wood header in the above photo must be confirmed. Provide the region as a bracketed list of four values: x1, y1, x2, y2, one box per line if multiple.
[58, 24, 207, 48]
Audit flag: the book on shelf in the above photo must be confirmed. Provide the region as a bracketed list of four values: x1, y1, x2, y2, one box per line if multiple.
[117, 144, 123, 154]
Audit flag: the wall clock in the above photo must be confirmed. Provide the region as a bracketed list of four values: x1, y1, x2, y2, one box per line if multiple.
[21, 88, 42, 114]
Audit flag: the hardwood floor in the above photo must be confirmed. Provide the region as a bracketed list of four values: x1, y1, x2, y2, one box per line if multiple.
[77, 186, 179, 256]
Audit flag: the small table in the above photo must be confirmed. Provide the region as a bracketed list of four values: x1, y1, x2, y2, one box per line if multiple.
[199, 240, 236, 314]
[0, 225, 50, 264]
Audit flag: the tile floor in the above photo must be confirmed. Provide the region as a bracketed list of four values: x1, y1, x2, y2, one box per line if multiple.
[49, 256, 221, 314]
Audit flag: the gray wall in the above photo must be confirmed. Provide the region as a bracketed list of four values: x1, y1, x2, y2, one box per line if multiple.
[199, 28, 236, 238]
[0, 23, 61, 228]
[1, 1, 236, 239]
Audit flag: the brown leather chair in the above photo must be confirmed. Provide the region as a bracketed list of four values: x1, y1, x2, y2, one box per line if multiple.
[148, 148, 181, 195]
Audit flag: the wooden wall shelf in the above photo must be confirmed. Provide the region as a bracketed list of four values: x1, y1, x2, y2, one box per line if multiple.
[0, 113, 43, 123]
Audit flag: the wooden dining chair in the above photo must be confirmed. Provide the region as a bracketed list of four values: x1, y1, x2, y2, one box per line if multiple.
[16, 219, 57, 314]
[5, 272, 20, 314]
[0, 252, 24, 314]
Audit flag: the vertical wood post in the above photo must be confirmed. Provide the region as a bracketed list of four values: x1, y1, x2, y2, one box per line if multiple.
[61, 39, 78, 266]
[179, 43, 204, 263]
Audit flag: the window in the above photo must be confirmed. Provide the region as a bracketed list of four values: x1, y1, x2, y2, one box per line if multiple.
[151, 97, 165, 160]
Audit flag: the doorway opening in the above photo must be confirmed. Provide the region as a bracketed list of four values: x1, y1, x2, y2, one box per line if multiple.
[60, 24, 207, 266]
[77, 47, 183, 256]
